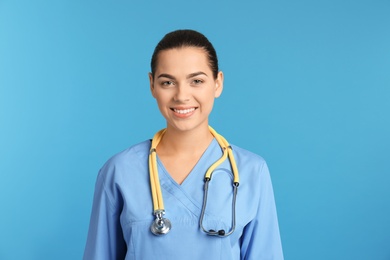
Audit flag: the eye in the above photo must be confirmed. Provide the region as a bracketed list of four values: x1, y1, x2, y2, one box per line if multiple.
[192, 79, 204, 85]
[161, 81, 174, 86]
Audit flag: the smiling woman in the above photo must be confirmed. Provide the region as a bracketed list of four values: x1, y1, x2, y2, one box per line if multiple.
[150, 47, 223, 136]
[83, 29, 284, 260]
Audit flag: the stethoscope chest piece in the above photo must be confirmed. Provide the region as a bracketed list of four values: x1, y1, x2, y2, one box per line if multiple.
[150, 210, 171, 235]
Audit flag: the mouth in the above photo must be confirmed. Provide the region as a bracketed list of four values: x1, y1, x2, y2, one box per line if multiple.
[170, 107, 197, 115]
[172, 108, 196, 114]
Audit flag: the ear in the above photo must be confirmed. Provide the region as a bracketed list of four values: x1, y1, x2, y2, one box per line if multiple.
[149, 73, 156, 98]
[214, 71, 224, 98]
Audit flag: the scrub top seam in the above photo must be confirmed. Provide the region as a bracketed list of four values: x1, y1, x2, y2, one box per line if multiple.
[100, 177, 119, 213]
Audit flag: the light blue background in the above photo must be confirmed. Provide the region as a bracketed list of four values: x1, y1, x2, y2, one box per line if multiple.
[1, 0, 389, 259]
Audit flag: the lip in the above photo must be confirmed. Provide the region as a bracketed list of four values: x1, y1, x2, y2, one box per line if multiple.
[170, 106, 198, 118]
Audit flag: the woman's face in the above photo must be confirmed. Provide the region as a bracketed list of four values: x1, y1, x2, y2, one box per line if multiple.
[149, 47, 223, 133]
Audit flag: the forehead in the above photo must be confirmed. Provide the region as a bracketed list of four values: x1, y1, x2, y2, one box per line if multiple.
[155, 47, 211, 75]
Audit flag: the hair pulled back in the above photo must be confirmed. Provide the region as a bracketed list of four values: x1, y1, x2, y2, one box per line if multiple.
[151, 29, 219, 79]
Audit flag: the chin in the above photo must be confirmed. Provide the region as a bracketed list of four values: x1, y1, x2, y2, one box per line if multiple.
[167, 121, 209, 133]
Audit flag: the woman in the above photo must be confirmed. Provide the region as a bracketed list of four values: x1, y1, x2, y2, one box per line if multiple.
[84, 29, 283, 259]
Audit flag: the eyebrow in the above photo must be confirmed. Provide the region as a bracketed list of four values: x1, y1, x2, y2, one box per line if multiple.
[157, 73, 176, 80]
[156, 71, 208, 80]
[186, 71, 208, 79]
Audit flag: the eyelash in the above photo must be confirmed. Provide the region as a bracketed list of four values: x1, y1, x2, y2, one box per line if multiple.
[192, 79, 203, 85]
[161, 81, 174, 86]
[159, 79, 204, 87]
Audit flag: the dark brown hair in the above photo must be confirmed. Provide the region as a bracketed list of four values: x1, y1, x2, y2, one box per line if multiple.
[150, 29, 219, 79]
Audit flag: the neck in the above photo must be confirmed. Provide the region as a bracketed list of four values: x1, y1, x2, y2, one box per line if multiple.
[158, 125, 213, 155]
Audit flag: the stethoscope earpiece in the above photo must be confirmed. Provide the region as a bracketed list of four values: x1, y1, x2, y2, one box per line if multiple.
[208, 229, 226, 236]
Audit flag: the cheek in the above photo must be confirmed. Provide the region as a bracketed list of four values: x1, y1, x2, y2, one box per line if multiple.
[206, 89, 217, 102]
[154, 91, 168, 104]
[155, 95, 170, 112]
[201, 93, 216, 110]
[155, 98, 166, 110]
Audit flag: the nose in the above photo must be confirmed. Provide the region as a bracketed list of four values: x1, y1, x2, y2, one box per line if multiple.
[173, 85, 190, 102]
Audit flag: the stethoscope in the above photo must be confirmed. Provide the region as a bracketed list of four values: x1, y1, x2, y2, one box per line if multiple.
[149, 126, 240, 237]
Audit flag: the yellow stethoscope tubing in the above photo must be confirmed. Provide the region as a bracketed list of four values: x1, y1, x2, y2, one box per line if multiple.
[207, 127, 239, 183]
[149, 129, 166, 212]
[148, 126, 239, 213]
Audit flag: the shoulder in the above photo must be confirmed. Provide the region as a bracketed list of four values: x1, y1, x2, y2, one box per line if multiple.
[97, 140, 151, 182]
[105, 140, 151, 166]
[230, 144, 267, 169]
[228, 143, 271, 186]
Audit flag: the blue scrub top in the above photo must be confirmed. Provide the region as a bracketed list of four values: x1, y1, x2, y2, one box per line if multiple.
[84, 139, 283, 259]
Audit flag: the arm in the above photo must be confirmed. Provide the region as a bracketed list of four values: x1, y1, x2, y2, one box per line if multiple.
[240, 163, 284, 260]
[83, 170, 127, 260]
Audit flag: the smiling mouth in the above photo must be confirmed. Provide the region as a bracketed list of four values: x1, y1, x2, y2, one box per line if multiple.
[171, 108, 197, 114]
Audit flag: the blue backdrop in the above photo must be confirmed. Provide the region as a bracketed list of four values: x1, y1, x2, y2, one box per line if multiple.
[1, 0, 389, 259]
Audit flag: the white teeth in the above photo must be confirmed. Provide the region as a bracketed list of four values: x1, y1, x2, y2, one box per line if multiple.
[173, 108, 195, 114]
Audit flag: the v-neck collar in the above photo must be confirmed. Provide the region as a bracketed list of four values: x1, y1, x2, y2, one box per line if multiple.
[156, 138, 220, 188]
